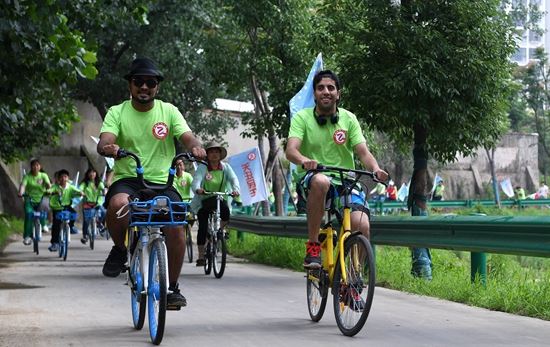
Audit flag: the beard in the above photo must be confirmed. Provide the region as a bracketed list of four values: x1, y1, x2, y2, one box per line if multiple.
[135, 94, 155, 105]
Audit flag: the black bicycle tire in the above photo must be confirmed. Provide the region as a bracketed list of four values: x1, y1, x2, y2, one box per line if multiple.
[33, 218, 40, 255]
[213, 234, 226, 279]
[307, 269, 329, 322]
[185, 225, 193, 263]
[90, 218, 96, 250]
[148, 239, 167, 345]
[204, 241, 212, 275]
[62, 224, 69, 261]
[332, 234, 375, 336]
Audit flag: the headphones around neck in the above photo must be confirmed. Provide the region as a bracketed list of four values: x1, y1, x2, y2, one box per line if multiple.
[314, 106, 339, 126]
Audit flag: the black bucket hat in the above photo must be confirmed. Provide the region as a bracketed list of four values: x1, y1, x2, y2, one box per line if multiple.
[124, 57, 164, 81]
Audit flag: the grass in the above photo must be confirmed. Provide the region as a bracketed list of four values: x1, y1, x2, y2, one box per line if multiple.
[0, 214, 23, 251]
[227, 212, 550, 321]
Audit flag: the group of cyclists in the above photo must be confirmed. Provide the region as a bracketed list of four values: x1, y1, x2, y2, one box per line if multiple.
[18, 160, 108, 252]
[20, 57, 386, 316]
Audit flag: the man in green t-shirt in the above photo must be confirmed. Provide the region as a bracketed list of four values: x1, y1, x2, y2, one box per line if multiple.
[174, 159, 193, 201]
[286, 70, 388, 269]
[97, 57, 206, 309]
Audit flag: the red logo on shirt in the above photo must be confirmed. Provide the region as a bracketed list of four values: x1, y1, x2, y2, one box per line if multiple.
[180, 180, 187, 187]
[152, 122, 168, 139]
[205, 172, 213, 181]
[333, 129, 347, 145]
[248, 152, 256, 161]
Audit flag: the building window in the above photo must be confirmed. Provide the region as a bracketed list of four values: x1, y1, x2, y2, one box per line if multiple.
[511, 48, 527, 63]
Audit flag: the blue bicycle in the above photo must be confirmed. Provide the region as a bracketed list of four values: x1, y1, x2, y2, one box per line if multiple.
[120, 149, 204, 345]
[23, 194, 48, 255]
[55, 208, 78, 261]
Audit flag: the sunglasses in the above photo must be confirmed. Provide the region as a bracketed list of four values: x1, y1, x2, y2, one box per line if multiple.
[132, 77, 159, 88]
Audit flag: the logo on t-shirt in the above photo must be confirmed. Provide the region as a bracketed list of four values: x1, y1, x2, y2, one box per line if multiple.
[205, 172, 213, 181]
[333, 129, 347, 145]
[37, 179, 43, 185]
[152, 122, 169, 140]
[180, 180, 187, 187]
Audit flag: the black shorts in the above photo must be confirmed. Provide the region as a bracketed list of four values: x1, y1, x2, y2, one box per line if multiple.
[104, 177, 182, 208]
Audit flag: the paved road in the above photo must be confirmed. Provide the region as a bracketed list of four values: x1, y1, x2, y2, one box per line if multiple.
[1, 232, 550, 347]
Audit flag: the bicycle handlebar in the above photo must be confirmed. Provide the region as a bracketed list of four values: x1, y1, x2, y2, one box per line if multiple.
[303, 164, 388, 186]
[117, 149, 208, 191]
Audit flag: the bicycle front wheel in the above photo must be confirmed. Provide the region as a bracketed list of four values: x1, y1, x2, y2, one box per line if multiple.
[307, 269, 329, 322]
[130, 248, 146, 330]
[90, 218, 96, 250]
[33, 218, 40, 255]
[204, 241, 212, 275]
[148, 239, 167, 345]
[58, 223, 66, 258]
[62, 224, 69, 261]
[213, 232, 226, 279]
[185, 225, 193, 263]
[332, 234, 375, 336]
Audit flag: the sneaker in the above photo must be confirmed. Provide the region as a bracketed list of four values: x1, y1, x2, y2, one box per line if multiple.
[167, 283, 187, 309]
[102, 246, 128, 277]
[342, 285, 365, 312]
[23, 237, 32, 245]
[195, 258, 206, 267]
[303, 241, 321, 269]
[80, 237, 88, 244]
[48, 243, 59, 252]
[42, 225, 50, 234]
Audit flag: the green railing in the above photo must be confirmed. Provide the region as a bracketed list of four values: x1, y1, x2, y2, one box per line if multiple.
[228, 214, 550, 283]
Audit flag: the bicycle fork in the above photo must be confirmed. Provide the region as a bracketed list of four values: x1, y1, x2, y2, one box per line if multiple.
[139, 228, 169, 296]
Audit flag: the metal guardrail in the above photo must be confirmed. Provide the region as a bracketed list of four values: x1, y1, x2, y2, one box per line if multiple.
[367, 199, 550, 214]
[229, 214, 550, 258]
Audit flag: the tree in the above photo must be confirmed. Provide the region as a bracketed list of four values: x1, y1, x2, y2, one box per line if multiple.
[0, 1, 98, 162]
[214, 0, 316, 215]
[71, 0, 237, 142]
[319, 0, 515, 277]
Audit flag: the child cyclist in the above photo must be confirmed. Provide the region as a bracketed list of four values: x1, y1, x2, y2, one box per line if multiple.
[48, 169, 83, 252]
[79, 168, 107, 244]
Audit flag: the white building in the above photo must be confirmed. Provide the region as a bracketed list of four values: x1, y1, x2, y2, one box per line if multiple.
[510, 0, 550, 65]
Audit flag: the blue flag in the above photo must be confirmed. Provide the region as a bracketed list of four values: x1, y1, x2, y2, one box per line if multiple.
[288, 53, 323, 118]
[227, 147, 269, 206]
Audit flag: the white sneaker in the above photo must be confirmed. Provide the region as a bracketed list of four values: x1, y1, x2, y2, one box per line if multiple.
[23, 237, 32, 245]
[42, 225, 50, 233]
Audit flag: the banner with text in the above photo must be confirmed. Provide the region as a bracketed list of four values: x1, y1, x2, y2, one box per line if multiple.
[227, 147, 268, 206]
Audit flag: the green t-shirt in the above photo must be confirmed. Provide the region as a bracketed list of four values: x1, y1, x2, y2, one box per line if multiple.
[201, 169, 225, 193]
[100, 100, 191, 184]
[22, 172, 51, 203]
[434, 184, 445, 198]
[174, 172, 193, 201]
[49, 184, 82, 210]
[79, 181, 105, 204]
[288, 107, 366, 176]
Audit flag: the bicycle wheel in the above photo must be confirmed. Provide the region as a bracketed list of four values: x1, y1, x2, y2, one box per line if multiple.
[62, 224, 69, 261]
[148, 239, 167, 345]
[58, 223, 65, 258]
[204, 241, 212, 275]
[89, 218, 96, 250]
[33, 218, 40, 255]
[307, 269, 329, 322]
[332, 234, 375, 337]
[130, 248, 146, 330]
[185, 225, 193, 263]
[213, 231, 227, 279]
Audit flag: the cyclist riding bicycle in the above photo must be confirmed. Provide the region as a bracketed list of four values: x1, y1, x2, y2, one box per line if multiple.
[18, 158, 51, 245]
[79, 168, 107, 244]
[285, 70, 388, 269]
[190, 142, 240, 267]
[97, 57, 206, 309]
[174, 158, 194, 202]
[48, 169, 83, 252]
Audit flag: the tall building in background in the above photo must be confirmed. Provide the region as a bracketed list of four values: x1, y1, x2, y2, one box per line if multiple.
[510, 0, 550, 65]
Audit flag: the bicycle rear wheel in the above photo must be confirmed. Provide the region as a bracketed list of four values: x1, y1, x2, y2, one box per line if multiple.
[33, 218, 40, 255]
[307, 269, 329, 322]
[204, 241, 212, 275]
[130, 248, 146, 330]
[332, 234, 375, 336]
[213, 231, 227, 279]
[148, 239, 167, 345]
[185, 225, 193, 263]
[58, 223, 65, 258]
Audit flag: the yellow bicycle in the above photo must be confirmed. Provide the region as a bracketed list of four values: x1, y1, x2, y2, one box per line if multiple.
[302, 165, 382, 336]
